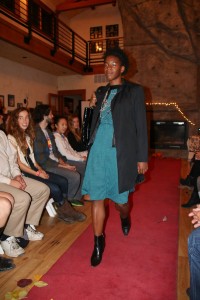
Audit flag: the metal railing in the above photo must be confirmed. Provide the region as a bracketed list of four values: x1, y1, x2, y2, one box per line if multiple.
[0, 0, 123, 70]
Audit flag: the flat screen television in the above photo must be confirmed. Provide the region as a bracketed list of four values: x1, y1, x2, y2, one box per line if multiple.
[150, 120, 188, 149]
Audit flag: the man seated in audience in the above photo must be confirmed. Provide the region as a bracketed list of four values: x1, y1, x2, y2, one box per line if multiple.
[0, 130, 50, 257]
[0, 191, 15, 271]
[188, 190, 200, 300]
[33, 105, 86, 211]
[181, 152, 200, 208]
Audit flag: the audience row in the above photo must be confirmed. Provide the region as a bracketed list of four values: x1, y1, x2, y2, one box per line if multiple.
[0, 104, 88, 269]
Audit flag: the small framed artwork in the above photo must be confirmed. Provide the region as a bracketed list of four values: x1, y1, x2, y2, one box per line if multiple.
[17, 103, 23, 108]
[106, 24, 119, 37]
[8, 94, 15, 107]
[90, 26, 102, 39]
[0, 95, 4, 109]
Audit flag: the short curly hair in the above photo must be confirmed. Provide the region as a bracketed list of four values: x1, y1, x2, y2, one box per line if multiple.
[103, 47, 129, 75]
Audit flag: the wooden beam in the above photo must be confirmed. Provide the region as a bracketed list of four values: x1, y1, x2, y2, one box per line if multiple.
[56, 0, 116, 12]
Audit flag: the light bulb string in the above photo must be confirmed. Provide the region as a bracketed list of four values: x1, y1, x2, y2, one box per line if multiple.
[146, 102, 195, 126]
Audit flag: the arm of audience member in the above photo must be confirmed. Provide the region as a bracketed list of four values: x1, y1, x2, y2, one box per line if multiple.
[58, 158, 76, 171]
[17, 157, 49, 179]
[0, 131, 21, 185]
[189, 206, 200, 228]
[54, 133, 85, 162]
[6, 135, 22, 179]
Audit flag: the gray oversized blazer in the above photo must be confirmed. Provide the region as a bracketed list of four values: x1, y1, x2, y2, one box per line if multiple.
[88, 80, 148, 194]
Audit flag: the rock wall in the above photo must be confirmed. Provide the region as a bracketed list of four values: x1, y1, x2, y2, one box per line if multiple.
[118, 0, 200, 143]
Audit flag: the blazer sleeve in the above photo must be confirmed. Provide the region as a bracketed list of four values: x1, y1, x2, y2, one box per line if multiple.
[133, 86, 148, 162]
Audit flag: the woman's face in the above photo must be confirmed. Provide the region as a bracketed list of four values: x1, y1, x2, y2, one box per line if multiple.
[18, 110, 29, 131]
[56, 118, 67, 134]
[104, 55, 125, 85]
[72, 117, 80, 129]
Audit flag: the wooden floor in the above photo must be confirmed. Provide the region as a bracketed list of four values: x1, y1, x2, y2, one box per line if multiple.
[0, 159, 194, 299]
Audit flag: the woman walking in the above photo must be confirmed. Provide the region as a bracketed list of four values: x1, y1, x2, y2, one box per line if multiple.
[82, 47, 148, 267]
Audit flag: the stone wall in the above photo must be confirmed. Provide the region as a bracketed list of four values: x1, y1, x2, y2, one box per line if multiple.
[118, 0, 200, 158]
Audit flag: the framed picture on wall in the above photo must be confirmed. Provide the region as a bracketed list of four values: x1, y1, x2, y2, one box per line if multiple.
[106, 24, 119, 37]
[17, 103, 23, 108]
[8, 94, 15, 107]
[0, 95, 4, 109]
[90, 26, 102, 39]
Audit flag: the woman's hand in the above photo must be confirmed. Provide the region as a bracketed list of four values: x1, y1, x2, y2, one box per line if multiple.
[137, 162, 148, 174]
[59, 163, 76, 171]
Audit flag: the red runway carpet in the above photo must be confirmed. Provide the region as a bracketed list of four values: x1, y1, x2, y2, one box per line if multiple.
[28, 158, 181, 300]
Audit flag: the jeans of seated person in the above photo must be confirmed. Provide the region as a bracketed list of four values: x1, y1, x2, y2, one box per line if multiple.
[188, 227, 200, 300]
[23, 171, 68, 204]
[45, 166, 82, 201]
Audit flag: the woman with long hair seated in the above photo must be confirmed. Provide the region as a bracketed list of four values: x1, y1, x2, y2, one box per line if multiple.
[7, 107, 84, 223]
[67, 114, 87, 152]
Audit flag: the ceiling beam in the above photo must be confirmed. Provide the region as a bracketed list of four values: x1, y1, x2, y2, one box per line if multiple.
[56, 0, 116, 12]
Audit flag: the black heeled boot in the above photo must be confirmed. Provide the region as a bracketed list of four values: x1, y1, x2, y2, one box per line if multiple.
[120, 217, 131, 236]
[91, 235, 105, 267]
[115, 203, 131, 236]
[182, 189, 200, 208]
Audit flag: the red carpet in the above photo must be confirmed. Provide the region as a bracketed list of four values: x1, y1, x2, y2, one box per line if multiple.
[28, 158, 181, 300]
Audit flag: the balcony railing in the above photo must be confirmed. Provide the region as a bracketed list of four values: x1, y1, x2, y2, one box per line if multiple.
[0, 0, 123, 71]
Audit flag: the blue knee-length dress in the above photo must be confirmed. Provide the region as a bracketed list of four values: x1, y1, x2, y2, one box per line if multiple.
[82, 87, 129, 204]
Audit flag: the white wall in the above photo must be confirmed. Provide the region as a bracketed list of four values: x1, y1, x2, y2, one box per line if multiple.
[58, 74, 107, 100]
[0, 57, 57, 110]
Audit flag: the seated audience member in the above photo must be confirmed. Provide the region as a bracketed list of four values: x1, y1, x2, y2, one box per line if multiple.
[54, 115, 87, 162]
[7, 108, 83, 222]
[187, 201, 200, 300]
[0, 130, 50, 257]
[181, 155, 200, 207]
[0, 109, 7, 133]
[32, 105, 86, 210]
[67, 114, 87, 152]
[0, 191, 15, 271]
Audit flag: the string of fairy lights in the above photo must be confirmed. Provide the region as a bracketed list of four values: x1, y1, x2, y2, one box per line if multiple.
[146, 102, 195, 126]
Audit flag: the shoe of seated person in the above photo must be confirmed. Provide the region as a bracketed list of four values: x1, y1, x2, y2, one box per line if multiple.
[70, 200, 84, 207]
[0, 256, 15, 272]
[25, 225, 44, 241]
[1, 236, 25, 257]
[179, 176, 194, 188]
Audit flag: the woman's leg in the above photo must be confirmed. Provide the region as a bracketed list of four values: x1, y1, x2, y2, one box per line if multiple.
[91, 200, 106, 267]
[47, 172, 68, 199]
[92, 200, 105, 235]
[115, 202, 131, 236]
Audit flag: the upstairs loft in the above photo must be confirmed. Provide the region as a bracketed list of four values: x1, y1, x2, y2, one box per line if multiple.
[0, 0, 123, 75]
